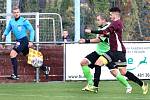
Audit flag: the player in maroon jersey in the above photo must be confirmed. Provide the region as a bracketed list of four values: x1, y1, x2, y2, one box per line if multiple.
[85, 7, 148, 94]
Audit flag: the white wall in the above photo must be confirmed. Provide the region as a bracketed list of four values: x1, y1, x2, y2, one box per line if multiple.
[65, 43, 150, 80]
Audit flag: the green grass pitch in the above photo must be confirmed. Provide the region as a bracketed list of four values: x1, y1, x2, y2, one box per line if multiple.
[0, 80, 149, 100]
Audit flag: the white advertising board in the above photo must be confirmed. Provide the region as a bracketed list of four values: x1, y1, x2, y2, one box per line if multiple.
[65, 43, 150, 80]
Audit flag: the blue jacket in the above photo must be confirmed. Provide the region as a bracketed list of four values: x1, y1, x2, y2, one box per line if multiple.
[4, 16, 35, 41]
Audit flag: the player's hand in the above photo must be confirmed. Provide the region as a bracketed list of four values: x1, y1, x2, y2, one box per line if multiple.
[85, 29, 91, 33]
[28, 41, 33, 47]
[78, 38, 85, 43]
[2, 34, 6, 41]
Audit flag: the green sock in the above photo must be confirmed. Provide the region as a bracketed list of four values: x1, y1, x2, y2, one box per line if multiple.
[82, 65, 93, 85]
[116, 71, 131, 88]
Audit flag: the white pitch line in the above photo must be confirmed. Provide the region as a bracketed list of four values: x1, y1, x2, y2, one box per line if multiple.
[0, 93, 75, 98]
[0, 93, 148, 99]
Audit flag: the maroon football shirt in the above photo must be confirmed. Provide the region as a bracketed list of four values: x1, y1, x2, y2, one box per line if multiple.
[96, 19, 126, 52]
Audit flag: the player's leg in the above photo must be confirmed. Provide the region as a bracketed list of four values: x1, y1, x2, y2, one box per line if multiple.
[110, 51, 133, 93]
[93, 65, 101, 93]
[40, 65, 50, 79]
[94, 55, 109, 89]
[81, 58, 93, 86]
[81, 51, 100, 91]
[40, 65, 49, 74]
[97, 51, 132, 93]
[92, 55, 108, 93]
[119, 67, 148, 94]
[106, 62, 132, 93]
[10, 37, 29, 80]
[10, 49, 19, 80]
[93, 65, 101, 87]
[118, 51, 148, 94]
[93, 52, 112, 88]
[83, 55, 108, 93]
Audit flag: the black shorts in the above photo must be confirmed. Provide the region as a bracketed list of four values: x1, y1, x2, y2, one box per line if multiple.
[103, 51, 127, 69]
[85, 51, 100, 69]
[13, 36, 29, 56]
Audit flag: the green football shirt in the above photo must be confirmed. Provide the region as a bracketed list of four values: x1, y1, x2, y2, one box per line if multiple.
[95, 22, 110, 55]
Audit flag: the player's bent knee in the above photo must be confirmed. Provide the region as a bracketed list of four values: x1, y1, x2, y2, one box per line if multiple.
[110, 69, 118, 77]
[10, 50, 18, 58]
[119, 67, 127, 75]
[120, 71, 126, 76]
[80, 58, 89, 66]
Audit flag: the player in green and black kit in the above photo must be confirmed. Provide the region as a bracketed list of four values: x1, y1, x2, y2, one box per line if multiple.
[79, 13, 132, 93]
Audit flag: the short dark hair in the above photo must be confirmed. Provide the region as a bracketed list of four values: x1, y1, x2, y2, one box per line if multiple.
[96, 13, 108, 21]
[109, 7, 121, 13]
[63, 29, 67, 31]
[13, 6, 20, 10]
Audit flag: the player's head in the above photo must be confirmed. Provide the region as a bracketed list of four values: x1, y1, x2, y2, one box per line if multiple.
[96, 13, 107, 26]
[12, 6, 20, 19]
[109, 7, 121, 21]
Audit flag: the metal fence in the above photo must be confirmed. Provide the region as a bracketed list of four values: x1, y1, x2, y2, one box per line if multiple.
[0, 12, 63, 42]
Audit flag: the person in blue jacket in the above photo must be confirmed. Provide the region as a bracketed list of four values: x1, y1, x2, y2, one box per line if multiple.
[2, 6, 35, 80]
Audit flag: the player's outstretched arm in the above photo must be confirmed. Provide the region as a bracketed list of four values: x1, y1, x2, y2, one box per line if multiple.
[85, 25, 114, 35]
[79, 38, 100, 43]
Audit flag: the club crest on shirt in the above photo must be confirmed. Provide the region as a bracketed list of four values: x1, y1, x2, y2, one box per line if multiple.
[18, 26, 22, 31]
